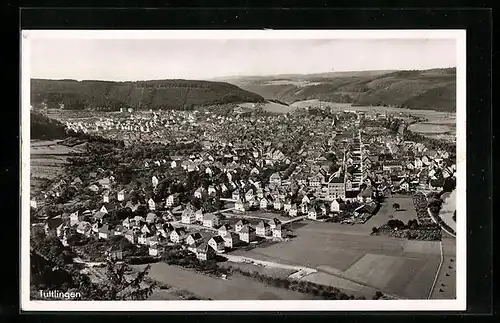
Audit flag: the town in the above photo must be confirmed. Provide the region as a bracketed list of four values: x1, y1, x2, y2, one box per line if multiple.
[30, 102, 457, 301]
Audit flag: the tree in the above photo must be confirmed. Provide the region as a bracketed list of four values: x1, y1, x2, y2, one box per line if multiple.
[371, 226, 379, 234]
[372, 291, 384, 300]
[392, 203, 400, 211]
[95, 258, 157, 300]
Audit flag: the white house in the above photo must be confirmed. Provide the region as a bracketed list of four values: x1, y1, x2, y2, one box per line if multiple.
[238, 225, 256, 243]
[255, 221, 271, 237]
[181, 208, 196, 224]
[148, 198, 156, 211]
[208, 235, 225, 253]
[203, 213, 220, 228]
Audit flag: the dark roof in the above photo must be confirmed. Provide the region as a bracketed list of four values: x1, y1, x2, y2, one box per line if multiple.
[210, 235, 225, 243]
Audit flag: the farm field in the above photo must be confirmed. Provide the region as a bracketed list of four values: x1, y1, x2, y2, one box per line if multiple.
[234, 220, 442, 299]
[30, 139, 84, 195]
[301, 272, 376, 299]
[132, 263, 320, 300]
[260, 101, 296, 114]
[219, 261, 297, 279]
[407, 122, 456, 134]
[362, 196, 418, 229]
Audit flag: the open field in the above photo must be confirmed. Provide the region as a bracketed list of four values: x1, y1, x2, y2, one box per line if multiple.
[219, 261, 297, 279]
[132, 263, 320, 300]
[301, 272, 377, 299]
[232, 219, 442, 299]
[362, 196, 418, 229]
[408, 122, 456, 134]
[30, 139, 84, 195]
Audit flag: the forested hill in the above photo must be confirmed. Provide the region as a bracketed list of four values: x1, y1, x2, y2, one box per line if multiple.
[223, 68, 456, 112]
[31, 79, 266, 111]
[30, 111, 67, 139]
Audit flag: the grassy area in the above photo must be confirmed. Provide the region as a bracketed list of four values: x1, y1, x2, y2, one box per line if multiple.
[363, 196, 418, 229]
[131, 262, 319, 300]
[232, 219, 442, 299]
[301, 272, 377, 299]
[219, 261, 297, 279]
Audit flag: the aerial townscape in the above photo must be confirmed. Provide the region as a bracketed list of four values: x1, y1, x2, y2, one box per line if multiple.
[29, 52, 457, 302]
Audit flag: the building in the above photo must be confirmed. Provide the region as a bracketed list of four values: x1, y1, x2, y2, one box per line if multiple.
[234, 199, 248, 212]
[203, 213, 220, 228]
[238, 225, 256, 243]
[235, 219, 249, 232]
[218, 224, 232, 237]
[196, 243, 215, 261]
[208, 235, 225, 253]
[223, 232, 240, 248]
[255, 221, 271, 237]
[185, 232, 203, 246]
[170, 228, 187, 243]
[272, 224, 286, 239]
[181, 208, 196, 224]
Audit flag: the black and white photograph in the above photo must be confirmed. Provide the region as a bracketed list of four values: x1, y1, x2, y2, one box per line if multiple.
[21, 30, 466, 311]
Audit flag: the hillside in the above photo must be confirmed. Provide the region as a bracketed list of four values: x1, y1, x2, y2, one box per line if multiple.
[31, 79, 265, 111]
[30, 111, 68, 139]
[223, 68, 456, 112]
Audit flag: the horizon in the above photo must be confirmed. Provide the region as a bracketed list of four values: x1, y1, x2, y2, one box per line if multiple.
[30, 67, 457, 83]
[29, 38, 457, 81]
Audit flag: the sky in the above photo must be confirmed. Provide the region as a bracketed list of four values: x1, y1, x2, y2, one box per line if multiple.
[29, 38, 456, 81]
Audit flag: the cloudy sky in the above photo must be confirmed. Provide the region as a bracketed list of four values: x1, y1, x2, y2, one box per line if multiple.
[30, 38, 456, 81]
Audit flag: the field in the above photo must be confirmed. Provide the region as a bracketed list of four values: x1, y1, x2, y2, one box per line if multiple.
[132, 263, 320, 300]
[233, 219, 442, 299]
[301, 272, 377, 299]
[362, 196, 418, 229]
[30, 139, 84, 195]
[218, 261, 296, 279]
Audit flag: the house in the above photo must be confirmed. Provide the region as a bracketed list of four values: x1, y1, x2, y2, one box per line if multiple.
[194, 187, 205, 199]
[146, 212, 158, 224]
[302, 195, 311, 204]
[207, 185, 217, 196]
[102, 191, 110, 203]
[330, 199, 344, 213]
[122, 217, 132, 229]
[113, 225, 125, 236]
[166, 194, 179, 207]
[55, 222, 69, 238]
[270, 173, 281, 185]
[93, 211, 108, 224]
[30, 198, 37, 209]
[283, 200, 292, 212]
[76, 221, 92, 237]
[99, 205, 108, 214]
[117, 189, 126, 201]
[217, 224, 232, 237]
[235, 219, 250, 232]
[273, 199, 283, 210]
[358, 187, 374, 203]
[141, 223, 152, 235]
[181, 208, 196, 224]
[170, 160, 178, 169]
[194, 209, 204, 222]
[185, 232, 203, 246]
[196, 243, 215, 261]
[300, 202, 309, 214]
[223, 232, 240, 248]
[245, 189, 254, 202]
[307, 208, 319, 220]
[149, 245, 162, 257]
[152, 176, 159, 188]
[208, 235, 226, 253]
[234, 199, 248, 212]
[69, 211, 80, 226]
[123, 229, 138, 244]
[238, 225, 256, 243]
[187, 241, 201, 254]
[203, 213, 220, 228]
[72, 177, 83, 185]
[255, 221, 271, 237]
[232, 190, 241, 201]
[98, 177, 111, 189]
[170, 228, 187, 243]
[133, 215, 145, 227]
[269, 218, 282, 229]
[148, 198, 156, 211]
[147, 235, 161, 247]
[138, 232, 149, 245]
[260, 198, 269, 209]
[272, 224, 286, 239]
[107, 246, 124, 260]
[98, 224, 110, 239]
[289, 204, 298, 217]
[256, 187, 264, 199]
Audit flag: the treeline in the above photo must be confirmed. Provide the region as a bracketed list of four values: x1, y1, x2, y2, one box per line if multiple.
[30, 111, 68, 139]
[31, 79, 265, 111]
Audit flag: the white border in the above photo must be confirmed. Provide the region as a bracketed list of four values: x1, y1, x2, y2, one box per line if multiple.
[20, 29, 466, 312]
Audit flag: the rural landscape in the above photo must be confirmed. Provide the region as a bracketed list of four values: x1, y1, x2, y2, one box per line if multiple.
[27, 38, 457, 303]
